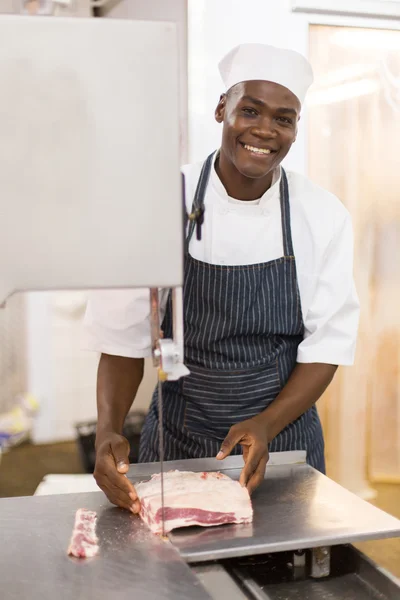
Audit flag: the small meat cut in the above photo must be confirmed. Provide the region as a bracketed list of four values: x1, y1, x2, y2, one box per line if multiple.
[135, 470, 253, 535]
[67, 508, 99, 558]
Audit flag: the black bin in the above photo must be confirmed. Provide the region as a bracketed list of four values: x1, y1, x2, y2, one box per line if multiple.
[75, 411, 146, 473]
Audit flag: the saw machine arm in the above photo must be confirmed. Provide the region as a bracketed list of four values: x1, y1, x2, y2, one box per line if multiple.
[0, 14, 193, 537]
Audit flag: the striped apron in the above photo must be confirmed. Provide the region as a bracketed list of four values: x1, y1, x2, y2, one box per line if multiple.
[139, 153, 325, 473]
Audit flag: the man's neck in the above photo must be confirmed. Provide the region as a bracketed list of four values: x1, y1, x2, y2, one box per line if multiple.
[215, 152, 275, 201]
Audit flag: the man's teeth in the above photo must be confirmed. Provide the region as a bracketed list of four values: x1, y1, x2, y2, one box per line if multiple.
[243, 144, 271, 155]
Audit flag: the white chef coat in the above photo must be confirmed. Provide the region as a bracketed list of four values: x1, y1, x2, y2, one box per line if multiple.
[84, 153, 360, 366]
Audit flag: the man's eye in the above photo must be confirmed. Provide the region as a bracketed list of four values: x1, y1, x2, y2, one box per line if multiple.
[242, 108, 258, 116]
[277, 117, 293, 124]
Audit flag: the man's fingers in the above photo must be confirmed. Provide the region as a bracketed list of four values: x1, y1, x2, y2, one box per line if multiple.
[95, 476, 126, 507]
[104, 492, 132, 513]
[109, 471, 137, 500]
[246, 472, 263, 496]
[104, 454, 135, 491]
[239, 448, 261, 486]
[106, 479, 132, 505]
[246, 455, 268, 496]
[107, 481, 140, 513]
[100, 477, 140, 512]
[239, 445, 265, 487]
[100, 454, 138, 499]
[217, 429, 242, 460]
[117, 462, 129, 474]
[111, 437, 131, 472]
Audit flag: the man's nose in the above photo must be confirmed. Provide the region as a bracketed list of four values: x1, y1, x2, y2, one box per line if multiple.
[251, 117, 277, 138]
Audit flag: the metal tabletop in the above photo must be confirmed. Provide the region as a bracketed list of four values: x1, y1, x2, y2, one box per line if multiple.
[2, 452, 400, 600]
[129, 453, 400, 563]
[0, 491, 211, 600]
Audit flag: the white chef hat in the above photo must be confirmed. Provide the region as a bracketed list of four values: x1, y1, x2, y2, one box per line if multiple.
[218, 43, 314, 105]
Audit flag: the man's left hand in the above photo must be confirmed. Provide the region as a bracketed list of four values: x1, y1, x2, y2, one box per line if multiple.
[217, 415, 269, 495]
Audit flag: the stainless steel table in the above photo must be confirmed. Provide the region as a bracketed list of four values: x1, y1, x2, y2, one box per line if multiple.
[1, 452, 400, 600]
[0, 492, 211, 600]
[131, 455, 400, 563]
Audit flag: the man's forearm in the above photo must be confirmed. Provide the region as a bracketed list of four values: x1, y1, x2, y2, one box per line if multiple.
[260, 363, 338, 442]
[95, 353, 144, 447]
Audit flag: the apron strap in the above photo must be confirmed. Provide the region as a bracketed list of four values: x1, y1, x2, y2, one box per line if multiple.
[280, 169, 295, 258]
[186, 157, 294, 258]
[185, 151, 215, 251]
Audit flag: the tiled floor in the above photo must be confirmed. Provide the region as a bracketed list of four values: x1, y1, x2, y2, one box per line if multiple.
[1, 442, 399, 577]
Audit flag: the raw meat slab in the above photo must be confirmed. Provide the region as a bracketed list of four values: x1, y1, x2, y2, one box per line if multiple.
[135, 470, 253, 535]
[67, 508, 99, 558]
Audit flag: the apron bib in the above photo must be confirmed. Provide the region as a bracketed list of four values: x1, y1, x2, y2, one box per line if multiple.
[139, 153, 325, 473]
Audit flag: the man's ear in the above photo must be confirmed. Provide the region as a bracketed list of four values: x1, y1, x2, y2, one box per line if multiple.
[215, 93, 227, 124]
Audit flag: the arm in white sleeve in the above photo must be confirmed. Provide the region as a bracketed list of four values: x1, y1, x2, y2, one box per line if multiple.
[297, 211, 360, 366]
[83, 288, 169, 358]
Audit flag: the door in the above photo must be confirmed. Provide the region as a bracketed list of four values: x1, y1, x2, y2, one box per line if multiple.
[309, 24, 400, 485]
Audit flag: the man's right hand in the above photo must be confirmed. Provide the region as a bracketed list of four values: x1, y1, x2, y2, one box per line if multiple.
[94, 433, 140, 514]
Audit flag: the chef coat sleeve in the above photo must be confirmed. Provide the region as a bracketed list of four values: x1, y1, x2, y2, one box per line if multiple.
[83, 288, 169, 358]
[296, 211, 360, 366]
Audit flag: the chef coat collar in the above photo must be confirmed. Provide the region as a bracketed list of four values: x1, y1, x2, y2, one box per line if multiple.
[210, 150, 281, 208]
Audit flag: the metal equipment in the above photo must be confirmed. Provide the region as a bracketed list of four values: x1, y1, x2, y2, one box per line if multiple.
[0, 14, 400, 600]
[1, 453, 400, 599]
[0, 14, 191, 528]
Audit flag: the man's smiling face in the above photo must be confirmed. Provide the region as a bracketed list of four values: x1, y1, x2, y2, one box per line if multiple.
[215, 80, 301, 180]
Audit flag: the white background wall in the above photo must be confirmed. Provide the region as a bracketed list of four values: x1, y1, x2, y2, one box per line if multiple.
[187, 0, 310, 172]
[187, 0, 400, 167]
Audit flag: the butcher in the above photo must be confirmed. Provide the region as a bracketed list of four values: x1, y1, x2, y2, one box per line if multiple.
[84, 43, 360, 514]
